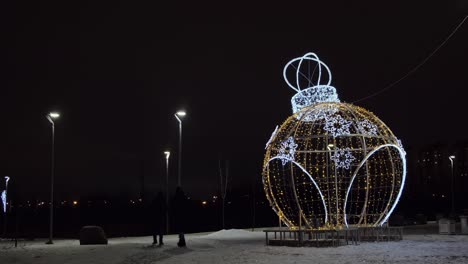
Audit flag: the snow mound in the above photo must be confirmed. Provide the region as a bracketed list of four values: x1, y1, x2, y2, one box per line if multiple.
[202, 229, 261, 240]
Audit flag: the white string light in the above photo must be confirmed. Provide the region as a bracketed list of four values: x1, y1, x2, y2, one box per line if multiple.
[298, 104, 338, 122]
[265, 125, 279, 149]
[266, 156, 329, 225]
[343, 144, 407, 227]
[283, 52, 340, 114]
[357, 119, 379, 136]
[323, 114, 352, 137]
[277, 137, 298, 165]
[330, 148, 356, 170]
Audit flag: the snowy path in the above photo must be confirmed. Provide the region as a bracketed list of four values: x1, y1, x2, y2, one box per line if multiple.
[1, 229, 468, 264]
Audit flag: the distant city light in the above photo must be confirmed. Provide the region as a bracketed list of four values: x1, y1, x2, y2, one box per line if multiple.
[73, 200, 78, 205]
[202, 201, 207, 205]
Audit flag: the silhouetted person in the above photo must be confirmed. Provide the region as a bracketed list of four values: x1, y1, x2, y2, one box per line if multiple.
[150, 191, 166, 246]
[173, 187, 188, 247]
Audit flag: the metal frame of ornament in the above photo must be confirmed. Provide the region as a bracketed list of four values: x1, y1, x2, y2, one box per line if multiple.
[262, 52, 407, 230]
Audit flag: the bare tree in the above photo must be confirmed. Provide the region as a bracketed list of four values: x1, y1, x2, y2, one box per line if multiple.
[219, 159, 229, 229]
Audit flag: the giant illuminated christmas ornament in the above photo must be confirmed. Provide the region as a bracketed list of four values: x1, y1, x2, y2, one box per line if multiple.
[263, 52, 406, 229]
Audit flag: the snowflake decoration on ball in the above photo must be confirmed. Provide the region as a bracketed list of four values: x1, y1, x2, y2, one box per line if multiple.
[278, 137, 298, 165]
[323, 114, 352, 137]
[357, 119, 378, 136]
[299, 105, 338, 122]
[330, 148, 356, 169]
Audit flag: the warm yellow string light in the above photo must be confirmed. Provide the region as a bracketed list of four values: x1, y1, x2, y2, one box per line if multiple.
[263, 102, 405, 230]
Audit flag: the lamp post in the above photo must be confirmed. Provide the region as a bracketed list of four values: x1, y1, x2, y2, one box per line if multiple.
[2, 176, 10, 237]
[3, 177, 10, 212]
[164, 151, 170, 234]
[46, 112, 59, 245]
[174, 111, 186, 187]
[449, 155, 455, 217]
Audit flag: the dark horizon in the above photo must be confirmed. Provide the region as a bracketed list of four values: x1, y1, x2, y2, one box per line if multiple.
[2, 2, 468, 200]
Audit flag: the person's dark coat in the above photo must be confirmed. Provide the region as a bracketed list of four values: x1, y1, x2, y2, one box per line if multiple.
[150, 192, 167, 234]
[173, 187, 188, 233]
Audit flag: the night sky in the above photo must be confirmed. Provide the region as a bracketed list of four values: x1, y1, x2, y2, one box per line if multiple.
[1, 2, 468, 200]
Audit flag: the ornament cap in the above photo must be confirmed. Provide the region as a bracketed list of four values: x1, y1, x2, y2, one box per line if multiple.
[284, 52, 340, 113]
[291, 85, 340, 113]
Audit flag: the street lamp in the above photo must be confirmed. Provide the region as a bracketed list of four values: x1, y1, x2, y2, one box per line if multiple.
[2, 176, 9, 213]
[2, 176, 10, 237]
[46, 112, 59, 245]
[449, 155, 455, 217]
[174, 111, 186, 187]
[164, 151, 170, 234]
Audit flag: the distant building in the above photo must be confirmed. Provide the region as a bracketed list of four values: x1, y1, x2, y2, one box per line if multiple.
[405, 141, 468, 215]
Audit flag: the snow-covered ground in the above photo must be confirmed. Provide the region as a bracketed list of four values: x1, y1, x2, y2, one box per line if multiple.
[1, 227, 468, 264]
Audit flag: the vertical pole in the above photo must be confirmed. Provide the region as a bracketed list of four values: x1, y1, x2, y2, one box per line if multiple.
[327, 144, 339, 225]
[333, 150, 339, 225]
[15, 200, 18, 248]
[222, 190, 225, 229]
[2, 178, 8, 237]
[2, 199, 5, 238]
[178, 121, 182, 187]
[223, 160, 228, 229]
[251, 175, 256, 232]
[140, 161, 145, 202]
[450, 159, 455, 216]
[165, 156, 170, 234]
[299, 209, 302, 245]
[47, 122, 55, 244]
[219, 158, 223, 229]
[279, 216, 282, 240]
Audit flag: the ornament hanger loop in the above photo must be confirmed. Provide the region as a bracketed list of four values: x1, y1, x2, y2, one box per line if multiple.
[283, 52, 332, 92]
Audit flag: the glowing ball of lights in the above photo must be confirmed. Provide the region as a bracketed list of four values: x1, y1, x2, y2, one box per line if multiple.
[263, 53, 406, 229]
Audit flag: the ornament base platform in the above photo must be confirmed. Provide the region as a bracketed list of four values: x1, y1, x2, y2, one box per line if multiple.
[263, 226, 403, 247]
